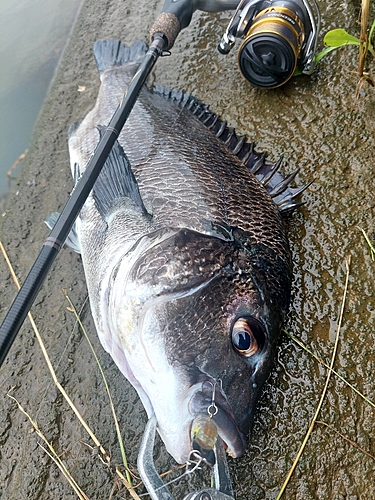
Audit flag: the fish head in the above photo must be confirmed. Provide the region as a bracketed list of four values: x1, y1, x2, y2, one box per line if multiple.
[109, 227, 291, 464]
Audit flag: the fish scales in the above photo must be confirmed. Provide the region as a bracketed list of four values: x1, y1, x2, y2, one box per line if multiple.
[71, 56, 289, 257]
[64, 38, 297, 464]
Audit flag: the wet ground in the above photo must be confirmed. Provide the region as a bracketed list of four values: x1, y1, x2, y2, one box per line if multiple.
[0, 0, 375, 499]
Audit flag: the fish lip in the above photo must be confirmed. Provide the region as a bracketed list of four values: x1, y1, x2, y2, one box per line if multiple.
[188, 380, 246, 459]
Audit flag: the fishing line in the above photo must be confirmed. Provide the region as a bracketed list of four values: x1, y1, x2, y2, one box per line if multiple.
[138, 451, 206, 497]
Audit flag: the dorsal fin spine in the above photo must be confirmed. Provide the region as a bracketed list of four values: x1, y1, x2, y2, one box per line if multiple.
[152, 84, 310, 214]
[269, 169, 299, 197]
[262, 157, 283, 186]
[232, 136, 246, 155]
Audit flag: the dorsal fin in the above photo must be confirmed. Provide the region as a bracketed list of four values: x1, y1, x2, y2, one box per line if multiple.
[152, 84, 310, 214]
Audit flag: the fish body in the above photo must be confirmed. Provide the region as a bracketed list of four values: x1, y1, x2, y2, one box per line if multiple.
[64, 39, 298, 464]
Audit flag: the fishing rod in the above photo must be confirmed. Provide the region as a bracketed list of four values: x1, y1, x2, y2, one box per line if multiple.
[0, 1, 321, 498]
[0, 0, 321, 365]
[0, 1, 241, 365]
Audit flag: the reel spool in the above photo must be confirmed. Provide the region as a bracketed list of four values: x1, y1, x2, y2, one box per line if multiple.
[218, 0, 320, 88]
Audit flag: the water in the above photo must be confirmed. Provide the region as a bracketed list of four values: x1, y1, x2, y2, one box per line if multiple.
[0, 0, 83, 194]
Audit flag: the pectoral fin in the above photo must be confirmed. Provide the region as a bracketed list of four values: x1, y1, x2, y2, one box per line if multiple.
[44, 212, 81, 254]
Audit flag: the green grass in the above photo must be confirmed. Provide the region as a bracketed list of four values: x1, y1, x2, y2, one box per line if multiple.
[314, 0, 375, 85]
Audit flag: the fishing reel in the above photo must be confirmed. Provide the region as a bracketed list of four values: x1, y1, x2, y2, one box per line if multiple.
[218, 0, 320, 88]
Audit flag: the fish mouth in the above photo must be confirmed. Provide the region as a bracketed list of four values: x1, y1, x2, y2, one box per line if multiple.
[111, 358, 247, 463]
[187, 380, 247, 460]
[137, 376, 247, 465]
[106, 328, 246, 463]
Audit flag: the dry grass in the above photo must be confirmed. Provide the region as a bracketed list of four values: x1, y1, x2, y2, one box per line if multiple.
[276, 256, 352, 499]
[0, 241, 141, 500]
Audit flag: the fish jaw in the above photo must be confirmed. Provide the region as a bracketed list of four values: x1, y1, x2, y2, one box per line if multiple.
[154, 380, 248, 464]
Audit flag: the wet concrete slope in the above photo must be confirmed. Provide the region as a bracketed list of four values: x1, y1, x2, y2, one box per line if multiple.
[0, 0, 375, 499]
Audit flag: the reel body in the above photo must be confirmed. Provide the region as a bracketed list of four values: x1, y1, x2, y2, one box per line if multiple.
[218, 0, 320, 88]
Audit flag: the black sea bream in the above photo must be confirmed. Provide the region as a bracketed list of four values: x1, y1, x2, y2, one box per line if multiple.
[58, 39, 305, 464]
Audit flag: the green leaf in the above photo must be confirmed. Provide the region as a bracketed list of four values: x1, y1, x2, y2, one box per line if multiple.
[324, 28, 360, 47]
[369, 18, 375, 44]
[313, 46, 342, 64]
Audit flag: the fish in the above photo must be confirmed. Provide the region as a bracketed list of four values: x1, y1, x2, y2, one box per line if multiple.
[48, 39, 307, 465]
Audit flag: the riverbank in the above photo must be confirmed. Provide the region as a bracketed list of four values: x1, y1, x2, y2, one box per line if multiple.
[0, 2, 170, 498]
[1, 0, 375, 499]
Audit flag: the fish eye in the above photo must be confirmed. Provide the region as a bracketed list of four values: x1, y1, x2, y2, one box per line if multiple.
[231, 317, 265, 357]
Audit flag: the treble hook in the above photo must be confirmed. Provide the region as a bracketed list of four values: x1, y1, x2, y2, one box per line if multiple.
[186, 449, 204, 473]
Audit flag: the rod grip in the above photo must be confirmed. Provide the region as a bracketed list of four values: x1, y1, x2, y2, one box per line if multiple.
[150, 12, 181, 50]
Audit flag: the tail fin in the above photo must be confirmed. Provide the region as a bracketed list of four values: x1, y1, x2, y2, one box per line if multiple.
[93, 39, 148, 73]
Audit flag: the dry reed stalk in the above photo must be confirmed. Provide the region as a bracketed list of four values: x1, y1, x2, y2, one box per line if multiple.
[0, 241, 141, 500]
[358, 0, 370, 75]
[316, 420, 375, 461]
[6, 149, 28, 179]
[276, 256, 351, 499]
[7, 391, 90, 500]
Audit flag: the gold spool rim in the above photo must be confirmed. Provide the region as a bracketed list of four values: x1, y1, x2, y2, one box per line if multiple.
[247, 6, 305, 49]
[243, 23, 299, 62]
